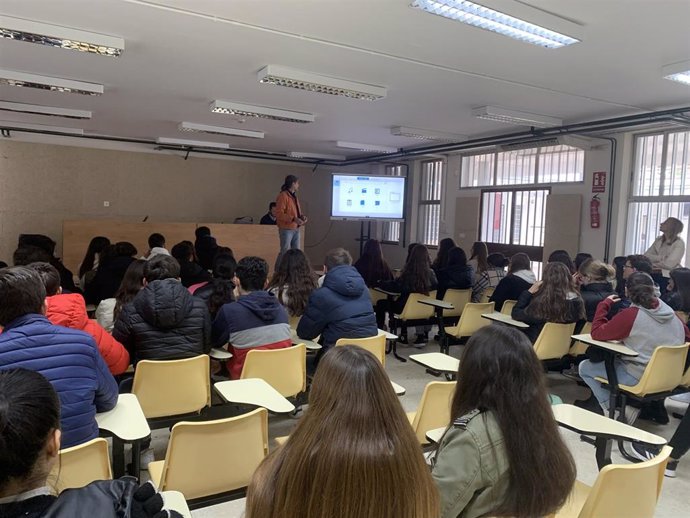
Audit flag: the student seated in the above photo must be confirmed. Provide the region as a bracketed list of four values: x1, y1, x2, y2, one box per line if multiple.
[489, 252, 536, 312]
[212, 256, 291, 379]
[431, 325, 575, 518]
[267, 249, 317, 317]
[472, 252, 507, 302]
[171, 241, 212, 288]
[633, 406, 690, 478]
[17, 234, 80, 294]
[95, 259, 146, 332]
[246, 346, 439, 518]
[0, 266, 117, 448]
[353, 239, 393, 288]
[192, 253, 237, 319]
[142, 232, 170, 260]
[194, 226, 218, 271]
[661, 266, 690, 314]
[260, 201, 278, 225]
[0, 368, 182, 518]
[578, 259, 616, 321]
[548, 249, 576, 274]
[84, 242, 138, 305]
[467, 241, 488, 283]
[436, 246, 473, 300]
[78, 236, 110, 290]
[297, 248, 378, 359]
[28, 262, 129, 375]
[431, 237, 456, 274]
[512, 262, 585, 342]
[112, 255, 211, 364]
[578, 272, 690, 418]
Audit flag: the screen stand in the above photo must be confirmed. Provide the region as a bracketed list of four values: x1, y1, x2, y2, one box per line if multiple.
[358, 220, 372, 257]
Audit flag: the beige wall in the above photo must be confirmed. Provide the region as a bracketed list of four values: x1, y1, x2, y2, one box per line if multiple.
[0, 140, 356, 267]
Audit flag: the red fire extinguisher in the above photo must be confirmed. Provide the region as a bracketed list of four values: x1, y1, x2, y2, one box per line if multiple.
[590, 195, 600, 229]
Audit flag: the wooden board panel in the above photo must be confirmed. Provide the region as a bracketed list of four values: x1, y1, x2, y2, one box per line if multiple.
[543, 194, 582, 260]
[62, 220, 303, 274]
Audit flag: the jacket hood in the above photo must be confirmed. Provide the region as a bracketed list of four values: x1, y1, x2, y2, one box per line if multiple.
[236, 291, 286, 322]
[513, 269, 537, 284]
[323, 265, 367, 298]
[635, 298, 676, 324]
[134, 279, 195, 329]
[46, 293, 88, 329]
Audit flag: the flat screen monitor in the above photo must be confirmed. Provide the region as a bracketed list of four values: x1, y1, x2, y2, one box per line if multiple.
[331, 174, 406, 221]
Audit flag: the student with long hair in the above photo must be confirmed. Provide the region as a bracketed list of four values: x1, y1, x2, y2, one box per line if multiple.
[353, 239, 393, 288]
[579, 260, 616, 321]
[0, 368, 181, 518]
[379, 244, 437, 343]
[268, 249, 318, 317]
[548, 249, 576, 275]
[472, 252, 507, 302]
[661, 267, 690, 313]
[431, 326, 575, 518]
[467, 241, 488, 282]
[84, 242, 138, 305]
[78, 236, 110, 288]
[431, 237, 456, 273]
[512, 262, 585, 342]
[246, 346, 439, 518]
[171, 241, 211, 288]
[489, 252, 536, 312]
[95, 259, 146, 332]
[193, 253, 237, 319]
[579, 272, 690, 418]
[436, 246, 472, 299]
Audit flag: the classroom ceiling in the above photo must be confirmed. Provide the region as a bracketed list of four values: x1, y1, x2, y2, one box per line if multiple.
[0, 0, 689, 158]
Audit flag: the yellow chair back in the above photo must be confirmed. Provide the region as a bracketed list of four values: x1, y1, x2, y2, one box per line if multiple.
[500, 299, 517, 316]
[569, 322, 592, 356]
[336, 334, 386, 365]
[441, 289, 471, 318]
[369, 288, 388, 305]
[533, 323, 577, 361]
[619, 344, 689, 396]
[446, 302, 494, 338]
[133, 355, 211, 419]
[397, 292, 437, 321]
[51, 438, 112, 493]
[480, 286, 495, 304]
[241, 344, 306, 397]
[409, 381, 456, 444]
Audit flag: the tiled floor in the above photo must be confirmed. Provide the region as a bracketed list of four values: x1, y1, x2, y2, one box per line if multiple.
[146, 338, 689, 518]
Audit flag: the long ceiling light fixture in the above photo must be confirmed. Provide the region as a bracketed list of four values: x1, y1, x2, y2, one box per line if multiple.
[156, 137, 230, 150]
[336, 141, 399, 154]
[0, 15, 124, 56]
[287, 152, 346, 160]
[410, 0, 581, 49]
[0, 69, 104, 95]
[472, 105, 562, 127]
[0, 120, 83, 135]
[663, 59, 690, 86]
[211, 100, 315, 123]
[178, 122, 264, 139]
[258, 65, 387, 101]
[391, 126, 467, 142]
[0, 100, 91, 119]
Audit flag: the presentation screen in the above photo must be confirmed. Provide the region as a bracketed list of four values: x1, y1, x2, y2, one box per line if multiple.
[331, 174, 406, 221]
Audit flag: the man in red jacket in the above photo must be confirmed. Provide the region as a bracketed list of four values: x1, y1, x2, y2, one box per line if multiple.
[28, 262, 130, 375]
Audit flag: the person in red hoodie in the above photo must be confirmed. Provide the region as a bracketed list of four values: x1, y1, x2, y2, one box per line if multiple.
[28, 262, 130, 375]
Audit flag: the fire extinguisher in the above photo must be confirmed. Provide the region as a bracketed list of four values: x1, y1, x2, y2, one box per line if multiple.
[590, 195, 601, 229]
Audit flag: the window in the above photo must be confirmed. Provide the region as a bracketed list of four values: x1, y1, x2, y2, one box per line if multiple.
[381, 164, 403, 243]
[418, 159, 443, 247]
[480, 188, 549, 278]
[626, 131, 690, 262]
[460, 145, 585, 188]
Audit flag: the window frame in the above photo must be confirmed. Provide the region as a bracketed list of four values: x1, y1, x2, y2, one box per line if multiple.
[417, 159, 444, 248]
[380, 164, 405, 245]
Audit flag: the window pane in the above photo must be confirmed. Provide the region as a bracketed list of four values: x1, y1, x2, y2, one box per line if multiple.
[496, 149, 537, 185]
[633, 134, 665, 196]
[663, 131, 690, 196]
[626, 202, 690, 260]
[421, 160, 443, 201]
[538, 145, 584, 183]
[419, 203, 441, 246]
[381, 165, 403, 243]
[512, 190, 548, 246]
[480, 191, 513, 243]
[460, 153, 494, 187]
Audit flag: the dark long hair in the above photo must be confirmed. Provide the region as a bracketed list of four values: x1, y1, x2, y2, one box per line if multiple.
[246, 346, 439, 518]
[207, 254, 237, 318]
[400, 244, 434, 294]
[526, 262, 585, 322]
[548, 249, 575, 275]
[113, 259, 146, 320]
[268, 249, 317, 316]
[440, 326, 576, 517]
[0, 368, 60, 492]
[431, 238, 456, 271]
[470, 241, 489, 274]
[626, 272, 657, 309]
[79, 236, 110, 278]
[668, 267, 690, 311]
[354, 239, 393, 287]
[446, 246, 468, 268]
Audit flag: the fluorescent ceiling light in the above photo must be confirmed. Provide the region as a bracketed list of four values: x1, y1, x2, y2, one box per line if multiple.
[0, 101, 91, 119]
[258, 65, 387, 101]
[391, 126, 467, 142]
[287, 152, 346, 160]
[0, 15, 124, 56]
[336, 141, 399, 154]
[0, 120, 83, 135]
[0, 69, 103, 95]
[411, 0, 581, 49]
[156, 137, 230, 150]
[472, 105, 562, 127]
[211, 100, 315, 123]
[178, 122, 264, 139]
[662, 59, 690, 86]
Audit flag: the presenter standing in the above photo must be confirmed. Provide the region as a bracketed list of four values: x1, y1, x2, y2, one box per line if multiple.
[275, 175, 307, 269]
